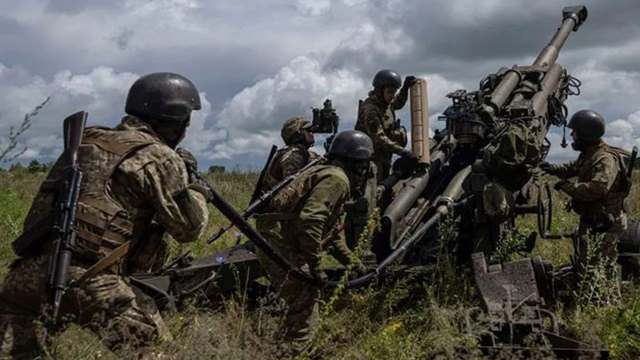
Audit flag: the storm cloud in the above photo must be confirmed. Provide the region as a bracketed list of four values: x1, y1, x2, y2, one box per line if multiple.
[1, 0, 639, 168]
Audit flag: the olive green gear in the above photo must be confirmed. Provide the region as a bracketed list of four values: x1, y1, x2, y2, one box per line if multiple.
[125, 72, 201, 122]
[567, 109, 605, 142]
[328, 130, 374, 161]
[281, 116, 312, 145]
[372, 69, 402, 89]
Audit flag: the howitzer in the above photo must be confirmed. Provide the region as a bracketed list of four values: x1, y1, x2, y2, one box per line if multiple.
[369, 6, 609, 356]
[46, 111, 87, 322]
[376, 5, 588, 263]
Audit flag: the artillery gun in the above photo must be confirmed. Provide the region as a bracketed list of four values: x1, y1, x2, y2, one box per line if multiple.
[376, 6, 589, 265]
[131, 5, 618, 357]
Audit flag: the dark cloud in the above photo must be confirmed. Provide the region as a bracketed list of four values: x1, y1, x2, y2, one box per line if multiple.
[1, 0, 639, 168]
[111, 28, 134, 51]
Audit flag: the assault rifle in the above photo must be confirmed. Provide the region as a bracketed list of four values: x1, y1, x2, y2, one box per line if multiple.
[207, 155, 325, 244]
[46, 111, 86, 322]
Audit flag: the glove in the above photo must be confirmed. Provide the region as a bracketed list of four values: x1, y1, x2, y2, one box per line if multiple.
[176, 147, 198, 181]
[402, 75, 417, 89]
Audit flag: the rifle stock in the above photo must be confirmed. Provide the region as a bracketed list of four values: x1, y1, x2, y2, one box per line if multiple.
[250, 145, 278, 203]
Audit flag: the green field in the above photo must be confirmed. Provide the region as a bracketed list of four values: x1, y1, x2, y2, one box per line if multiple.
[1, 168, 639, 359]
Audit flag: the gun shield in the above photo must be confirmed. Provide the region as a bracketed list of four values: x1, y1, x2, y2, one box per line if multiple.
[410, 79, 430, 164]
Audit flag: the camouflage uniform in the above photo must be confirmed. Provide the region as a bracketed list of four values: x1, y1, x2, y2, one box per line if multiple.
[255, 164, 360, 342]
[256, 120, 318, 253]
[261, 144, 319, 191]
[356, 91, 408, 182]
[545, 140, 630, 277]
[0, 116, 209, 359]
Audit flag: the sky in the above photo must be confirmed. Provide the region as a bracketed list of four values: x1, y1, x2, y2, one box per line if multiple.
[1, 0, 639, 169]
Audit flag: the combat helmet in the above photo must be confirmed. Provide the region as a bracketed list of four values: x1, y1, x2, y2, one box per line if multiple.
[372, 69, 402, 89]
[567, 109, 605, 143]
[328, 130, 374, 160]
[281, 116, 312, 145]
[125, 72, 201, 122]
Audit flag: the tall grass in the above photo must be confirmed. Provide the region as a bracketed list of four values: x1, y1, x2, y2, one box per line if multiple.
[0, 169, 639, 359]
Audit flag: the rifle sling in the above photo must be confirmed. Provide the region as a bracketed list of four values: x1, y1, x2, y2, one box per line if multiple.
[74, 241, 130, 285]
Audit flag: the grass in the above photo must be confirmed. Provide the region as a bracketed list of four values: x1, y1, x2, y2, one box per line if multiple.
[1, 168, 639, 359]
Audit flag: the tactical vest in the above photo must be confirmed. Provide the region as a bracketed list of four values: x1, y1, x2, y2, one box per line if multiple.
[21, 126, 158, 261]
[262, 145, 312, 191]
[269, 164, 349, 217]
[572, 144, 631, 222]
[601, 145, 631, 213]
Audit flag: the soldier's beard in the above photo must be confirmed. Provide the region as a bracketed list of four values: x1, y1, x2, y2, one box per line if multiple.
[571, 138, 597, 152]
[570, 141, 582, 151]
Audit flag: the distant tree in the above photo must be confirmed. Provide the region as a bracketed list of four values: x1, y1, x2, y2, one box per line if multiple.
[9, 163, 25, 172]
[208, 165, 226, 173]
[27, 160, 42, 173]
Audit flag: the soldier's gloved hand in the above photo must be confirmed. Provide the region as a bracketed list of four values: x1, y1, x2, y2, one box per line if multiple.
[176, 147, 198, 179]
[402, 76, 417, 89]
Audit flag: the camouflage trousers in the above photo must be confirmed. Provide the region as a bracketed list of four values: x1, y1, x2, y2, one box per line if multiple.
[0, 251, 170, 359]
[573, 215, 626, 280]
[255, 218, 320, 343]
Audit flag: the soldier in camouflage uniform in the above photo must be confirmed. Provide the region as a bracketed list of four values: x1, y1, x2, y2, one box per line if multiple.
[356, 69, 417, 183]
[255, 130, 372, 346]
[256, 116, 318, 253]
[262, 116, 318, 191]
[541, 110, 631, 283]
[0, 73, 209, 359]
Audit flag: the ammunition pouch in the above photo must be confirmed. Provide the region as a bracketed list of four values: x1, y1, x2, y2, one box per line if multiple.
[72, 199, 134, 261]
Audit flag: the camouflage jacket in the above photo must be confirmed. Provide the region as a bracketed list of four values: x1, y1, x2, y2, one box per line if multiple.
[262, 144, 318, 191]
[267, 164, 358, 273]
[22, 116, 209, 272]
[547, 141, 630, 227]
[356, 92, 408, 177]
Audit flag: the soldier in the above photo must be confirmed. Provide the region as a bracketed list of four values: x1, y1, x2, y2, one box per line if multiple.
[541, 110, 631, 286]
[255, 130, 372, 348]
[0, 73, 209, 358]
[356, 69, 417, 182]
[255, 116, 318, 251]
[262, 116, 318, 190]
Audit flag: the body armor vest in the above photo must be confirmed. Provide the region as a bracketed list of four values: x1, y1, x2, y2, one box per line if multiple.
[22, 126, 158, 261]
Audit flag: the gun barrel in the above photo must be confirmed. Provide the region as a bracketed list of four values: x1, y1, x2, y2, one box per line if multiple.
[534, 6, 588, 68]
[531, 63, 563, 116]
[485, 6, 587, 115]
